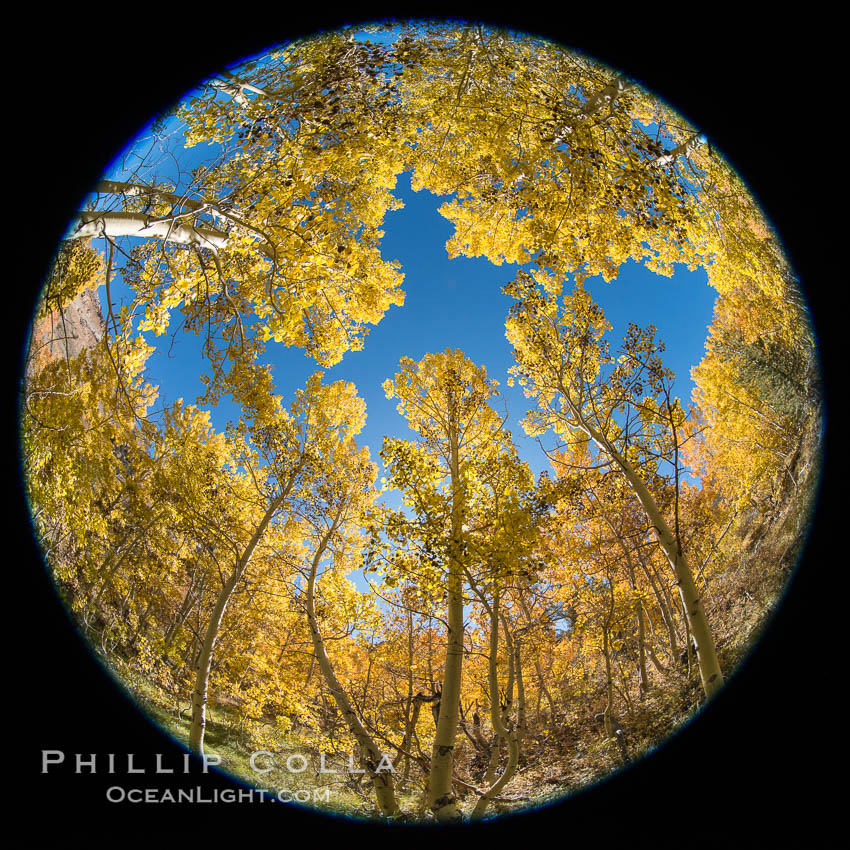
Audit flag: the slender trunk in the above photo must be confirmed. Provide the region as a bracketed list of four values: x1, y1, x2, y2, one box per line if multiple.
[189, 569, 239, 756]
[640, 553, 681, 660]
[598, 510, 650, 697]
[636, 601, 649, 695]
[428, 425, 464, 823]
[517, 593, 557, 717]
[401, 608, 415, 782]
[471, 597, 523, 821]
[513, 633, 526, 743]
[69, 210, 230, 250]
[534, 681, 542, 724]
[189, 490, 287, 756]
[428, 559, 464, 820]
[602, 592, 615, 733]
[614, 651, 635, 713]
[683, 613, 694, 676]
[622, 554, 649, 697]
[652, 132, 706, 167]
[648, 647, 667, 674]
[426, 617, 434, 691]
[535, 655, 557, 718]
[600, 618, 629, 765]
[305, 523, 399, 818]
[581, 410, 723, 697]
[482, 588, 506, 790]
[608, 446, 723, 696]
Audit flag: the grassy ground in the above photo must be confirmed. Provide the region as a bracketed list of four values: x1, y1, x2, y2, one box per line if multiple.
[82, 409, 822, 822]
[465, 410, 825, 818]
[103, 659, 427, 820]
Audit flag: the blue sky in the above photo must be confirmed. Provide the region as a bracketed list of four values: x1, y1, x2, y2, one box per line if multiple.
[88, 29, 718, 497]
[129, 168, 716, 487]
[74, 38, 720, 600]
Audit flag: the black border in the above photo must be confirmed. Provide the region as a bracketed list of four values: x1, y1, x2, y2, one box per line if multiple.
[10, 7, 838, 846]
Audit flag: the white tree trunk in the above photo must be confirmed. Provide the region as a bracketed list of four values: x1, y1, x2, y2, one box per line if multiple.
[564, 389, 724, 698]
[470, 592, 523, 821]
[188, 490, 287, 757]
[68, 211, 229, 250]
[305, 526, 399, 818]
[608, 446, 723, 697]
[652, 132, 706, 166]
[428, 425, 465, 822]
[580, 73, 635, 117]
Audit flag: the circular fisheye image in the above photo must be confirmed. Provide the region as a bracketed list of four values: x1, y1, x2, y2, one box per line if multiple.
[20, 21, 822, 824]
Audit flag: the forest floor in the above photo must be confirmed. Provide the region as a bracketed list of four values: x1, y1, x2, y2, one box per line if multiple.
[96, 411, 822, 822]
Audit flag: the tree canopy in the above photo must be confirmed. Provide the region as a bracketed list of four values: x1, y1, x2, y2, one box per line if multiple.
[21, 20, 821, 825]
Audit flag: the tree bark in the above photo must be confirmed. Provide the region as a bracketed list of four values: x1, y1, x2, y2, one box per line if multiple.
[652, 132, 706, 167]
[401, 607, 415, 782]
[188, 489, 286, 756]
[69, 211, 230, 251]
[608, 443, 723, 697]
[470, 592, 523, 821]
[304, 522, 399, 818]
[427, 422, 464, 822]
[565, 392, 724, 699]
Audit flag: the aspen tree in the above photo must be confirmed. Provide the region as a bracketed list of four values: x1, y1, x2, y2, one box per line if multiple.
[505, 275, 724, 698]
[381, 350, 506, 821]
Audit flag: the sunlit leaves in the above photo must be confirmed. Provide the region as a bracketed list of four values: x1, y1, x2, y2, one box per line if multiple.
[22, 20, 820, 817]
[35, 240, 104, 321]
